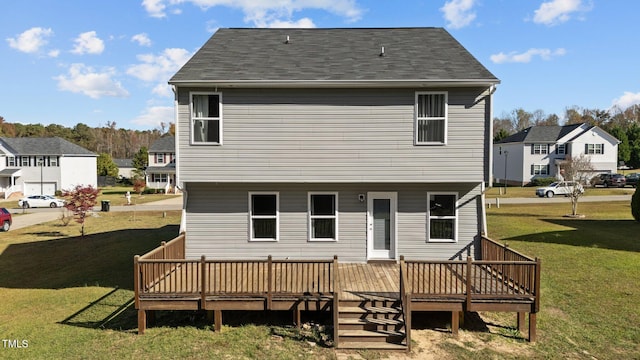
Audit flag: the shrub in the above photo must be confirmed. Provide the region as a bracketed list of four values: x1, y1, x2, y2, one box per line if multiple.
[530, 177, 556, 187]
[632, 187, 640, 222]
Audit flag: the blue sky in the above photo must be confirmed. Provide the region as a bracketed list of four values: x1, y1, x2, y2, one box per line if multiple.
[2, 0, 639, 130]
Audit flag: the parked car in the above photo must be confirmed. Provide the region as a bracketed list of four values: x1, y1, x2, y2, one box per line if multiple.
[625, 173, 639, 187]
[0, 208, 11, 231]
[18, 195, 66, 208]
[591, 173, 626, 188]
[536, 181, 584, 198]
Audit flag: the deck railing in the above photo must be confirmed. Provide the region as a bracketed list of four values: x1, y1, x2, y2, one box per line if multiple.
[399, 256, 412, 352]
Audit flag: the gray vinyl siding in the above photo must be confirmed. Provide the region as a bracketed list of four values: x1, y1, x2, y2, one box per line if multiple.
[176, 88, 489, 183]
[184, 182, 482, 262]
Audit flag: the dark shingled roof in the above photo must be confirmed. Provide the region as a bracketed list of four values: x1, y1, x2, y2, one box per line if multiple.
[149, 135, 175, 152]
[0, 137, 96, 156]
[170, 28, 499, 84]
[113, 159, 133, 168]
[495, 124, 588, 144]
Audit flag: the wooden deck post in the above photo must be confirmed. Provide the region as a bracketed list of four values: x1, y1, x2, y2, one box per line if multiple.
[333, 255, 339, 349]
[267, 255, 273, 310]
[133, 255, 140, 310]
[529, 312, 537, 342]
[451, 311, 459, 337]
[161, 241, 167, 259]
[138, 310, 146, 335]
[517, 312, 526, 333]
[214, 310, 222, 332]
[201, 255, 207, 308]
[465, 257, 473, 310]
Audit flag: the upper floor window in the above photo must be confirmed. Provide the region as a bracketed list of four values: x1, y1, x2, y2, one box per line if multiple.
[415, 92, 447, 145]
[556, 143, 566, 155]
[249, 192, 279, 242]
[308, 192, 338, 242]
[156, 153, 165, 163]
[532, 144, 548, 155]
[585, 143, 604, 155]
[427, 193, 457, 242]
[191, 93, 221, 145]
[21, 156, 30, 167]
[48, 156, 59, 167]
[7, 156, 16, 167]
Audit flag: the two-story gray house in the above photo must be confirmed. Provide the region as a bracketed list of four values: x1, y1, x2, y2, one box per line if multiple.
[169, 28, 499, 262]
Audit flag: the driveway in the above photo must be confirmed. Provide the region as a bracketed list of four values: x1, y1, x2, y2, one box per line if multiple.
[5, 195, 183, 231]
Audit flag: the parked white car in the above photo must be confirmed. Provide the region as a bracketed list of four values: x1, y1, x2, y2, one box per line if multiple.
[535, 181, 584, 198]
[18, 195, 66, 208]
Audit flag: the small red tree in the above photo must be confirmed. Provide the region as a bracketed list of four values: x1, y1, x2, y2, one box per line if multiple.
[62, 185, 101, 237]
[133, 178, 146, 195]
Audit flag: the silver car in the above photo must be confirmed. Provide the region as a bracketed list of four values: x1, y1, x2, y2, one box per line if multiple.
[18, 195, 66, 208]
[535, 181, 584, 198]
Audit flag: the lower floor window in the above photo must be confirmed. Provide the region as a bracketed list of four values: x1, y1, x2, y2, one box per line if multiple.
[249, 192, 278, 241]
[308, 193, 338, 241]
[151, 173, 168, 182]
[427, 193, 457, 242]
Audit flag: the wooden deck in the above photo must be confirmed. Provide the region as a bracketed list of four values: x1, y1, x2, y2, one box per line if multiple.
[134, 235, 540, 349]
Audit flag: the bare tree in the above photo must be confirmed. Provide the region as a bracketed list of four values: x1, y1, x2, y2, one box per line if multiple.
[561, 154, 594, 216]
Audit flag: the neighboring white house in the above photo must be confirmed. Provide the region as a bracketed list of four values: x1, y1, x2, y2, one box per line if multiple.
[114, 158, 135, 179]
[0, 137, 97, 198]
[145, 135, 176, 193]
[493, 124, 620, 186]
[169, 28, 500, 262]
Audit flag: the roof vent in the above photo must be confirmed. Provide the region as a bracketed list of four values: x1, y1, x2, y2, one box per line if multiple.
[285, 35, 290, 44]
[380, 46, 385, 57]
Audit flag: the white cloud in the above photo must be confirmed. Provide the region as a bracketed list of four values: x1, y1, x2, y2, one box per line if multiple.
[440, 0, 477, 29]
[132, 33, 152, 47]
[71, 31, 105, 55]
[142, 0, 167, 18]
[48, 49, 61, 58]
[54, 63, 129, 99]
[143, 0, 362, 26]
[132, 106, 175, 127]
[152, 83, 174, 97]
[7, 27, 54, 54]
[267, 17, 315, 28]
[611, 92, 640, 110]
[127, 48, 192, 82]
[490, 48, 566, 64]
[533, 0, 590, 26]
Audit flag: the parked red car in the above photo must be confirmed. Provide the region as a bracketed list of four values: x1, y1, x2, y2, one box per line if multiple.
[1, 207, 11, 231]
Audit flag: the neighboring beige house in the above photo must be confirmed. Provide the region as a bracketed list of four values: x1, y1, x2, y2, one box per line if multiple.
[169, 28, 500, 262]
[493, 123, 620, 186]
[0, 137, 97, 199]
[146, 135, 176, 193]
[114, 158, 135, 180]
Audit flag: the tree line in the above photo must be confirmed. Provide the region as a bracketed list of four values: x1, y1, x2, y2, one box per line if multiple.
[0, 116, 174, 160]
[494, 104, 640, 168]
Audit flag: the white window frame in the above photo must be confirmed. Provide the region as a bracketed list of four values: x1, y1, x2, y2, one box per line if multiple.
[308, 192, 339, 242]
[586, 143, 603, 154]
[7, 156, 16, 167]
[151, 173, 168, 183]
[556, 143, 566, 155]
[532, 164, 549, 175]
[48, 156, 58, 167]
[21, 156, 30, 167]
[533, 144, 548, 155]
[248, 192, 279, 242]
[190, 92, 222, 145]
[427, 192, 458, 243]
[156, 153, 165, 164]
[415, 91, 448, 145]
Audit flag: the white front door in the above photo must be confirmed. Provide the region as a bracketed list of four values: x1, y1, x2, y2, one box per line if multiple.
[367, 192, 397, 260]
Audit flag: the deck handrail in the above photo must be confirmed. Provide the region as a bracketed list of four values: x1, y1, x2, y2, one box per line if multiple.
[139, 233, 185, 260]
[399, 256, 412, 352]
[481, 236, 534, 262]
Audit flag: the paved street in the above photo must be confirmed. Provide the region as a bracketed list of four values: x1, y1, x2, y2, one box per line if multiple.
[5, 195, 183, 231]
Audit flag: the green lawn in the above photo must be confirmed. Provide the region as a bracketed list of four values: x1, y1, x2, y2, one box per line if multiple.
[1, 201, 639, 359]
[485, 185, 635, 198]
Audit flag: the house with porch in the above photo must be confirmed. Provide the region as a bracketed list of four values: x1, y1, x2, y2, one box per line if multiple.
[0, 137, 97, 199]
[146, 135, 176, 193]
[134, 28, 540, 350]
[493, 123, 619, 186]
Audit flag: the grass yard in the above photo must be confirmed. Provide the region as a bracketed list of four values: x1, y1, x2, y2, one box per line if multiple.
[1, 200, 639, 359]
[485, 185, 635, 198]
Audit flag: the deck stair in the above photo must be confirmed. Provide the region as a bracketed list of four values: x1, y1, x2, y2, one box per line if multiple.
[336, 294, 408, 351]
